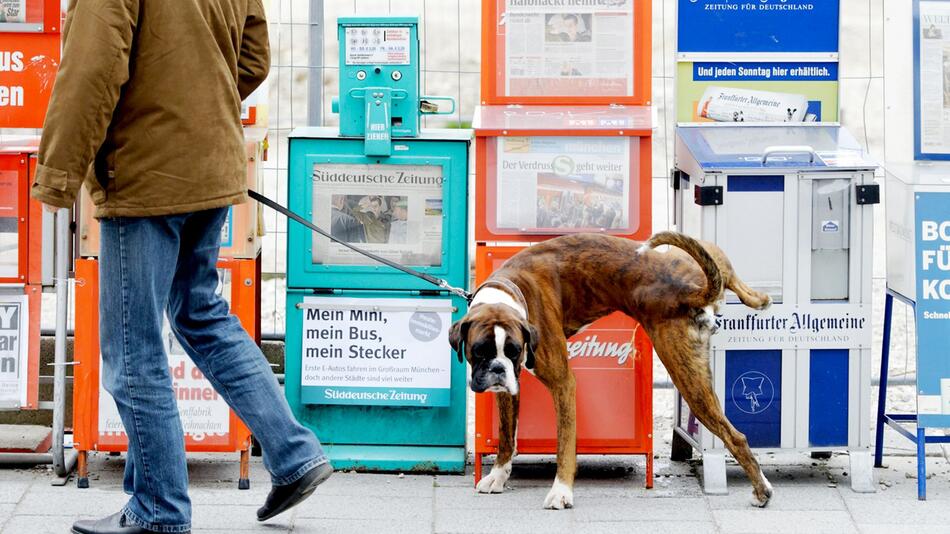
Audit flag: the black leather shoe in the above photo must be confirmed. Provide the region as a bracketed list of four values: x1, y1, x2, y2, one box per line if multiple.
[257, 462, 333, 521]
[71, 511, 189, 534]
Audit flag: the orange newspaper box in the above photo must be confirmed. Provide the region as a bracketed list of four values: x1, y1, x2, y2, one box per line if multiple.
[473, 245, 654, 487]
[480, 0, 651, 105]
[72, 257, 260, 489]
[0, 139, 43, 413]
[474, 104, 652, 243]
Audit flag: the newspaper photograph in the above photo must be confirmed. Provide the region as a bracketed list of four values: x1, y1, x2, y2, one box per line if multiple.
[697, 87, 812, 123]
[312, 164, 443, 266]
[504, 0, 633, 97]
[495, 136, 632, 232]
[919, 1, 950, 154]
[0, 295, 27, 409]
[0, 0, 25, 23]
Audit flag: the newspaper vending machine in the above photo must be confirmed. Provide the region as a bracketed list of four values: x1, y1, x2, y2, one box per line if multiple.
[284, 17, 470, 472]
[672, 124, 879, 494]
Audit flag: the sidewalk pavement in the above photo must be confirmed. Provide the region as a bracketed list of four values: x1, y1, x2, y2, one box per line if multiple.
[3, 392, 950, 534]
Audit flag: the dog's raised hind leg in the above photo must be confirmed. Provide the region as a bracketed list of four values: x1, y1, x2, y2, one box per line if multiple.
[476, 392, 519, 494]
[651, 324, 773, 507]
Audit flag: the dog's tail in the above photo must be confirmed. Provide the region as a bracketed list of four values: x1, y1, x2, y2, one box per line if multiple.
[647, 231, 723, 308]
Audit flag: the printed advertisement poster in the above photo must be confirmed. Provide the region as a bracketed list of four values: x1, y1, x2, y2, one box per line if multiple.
[677, 62, 839, 123]
[98, 269, 233, 446]
[311, 163, 443, 266]
[914, 192, 950, 427]
[344, 26, 411, 65]
[0, 295, 28, 409]
[300, 296, 453, 407]
[503, 0, 633, 97]
[494, 136, 634, 233]
[677, 0, 839, 54]
[0, 169, 17, 279]
[0, 0, 25, 23]
[916, 1, 950, 158]
[0, 33, 60, 128]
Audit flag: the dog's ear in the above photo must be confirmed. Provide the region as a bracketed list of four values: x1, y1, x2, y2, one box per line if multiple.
[521, 322, 539, 370]
[449, 319, 470, 363]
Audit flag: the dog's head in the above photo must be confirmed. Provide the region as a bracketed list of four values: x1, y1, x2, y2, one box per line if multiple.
[449, 303, 539, 395]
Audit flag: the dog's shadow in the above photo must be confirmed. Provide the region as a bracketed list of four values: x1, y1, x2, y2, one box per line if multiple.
[498, 456, 643, 488]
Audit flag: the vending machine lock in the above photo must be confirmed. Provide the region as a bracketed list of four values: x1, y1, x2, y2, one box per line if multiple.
[694, 185, 724, 206]
[855, 184, 880, 205]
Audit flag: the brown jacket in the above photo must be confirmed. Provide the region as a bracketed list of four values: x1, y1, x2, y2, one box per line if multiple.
[30, 0, 269, 218]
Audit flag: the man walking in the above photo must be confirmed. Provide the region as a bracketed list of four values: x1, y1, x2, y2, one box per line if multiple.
[31, 1, 331, 533]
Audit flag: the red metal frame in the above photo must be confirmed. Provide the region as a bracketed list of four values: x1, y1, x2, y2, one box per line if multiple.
[480, 0, 651, 106]
[73, 257, 259, 459]
[473, 244, 653, 488]
[474, 133, 652, 243]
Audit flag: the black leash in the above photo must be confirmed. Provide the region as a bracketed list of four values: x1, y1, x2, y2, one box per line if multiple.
[248, 189, 472, 302]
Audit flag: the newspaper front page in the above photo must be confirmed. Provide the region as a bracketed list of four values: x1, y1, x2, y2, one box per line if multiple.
[311, 164, 444, 266]
[919, 1, 950, 154]
[495, 136, 631, 232]
[697, 87, 811, 123]
[504, 0, 633, 97]
[0, 296, 27, 409]
[0, 0, 25, 23]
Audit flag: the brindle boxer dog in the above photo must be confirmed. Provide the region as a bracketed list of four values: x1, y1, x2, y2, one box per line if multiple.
[449, 231, 773, 510]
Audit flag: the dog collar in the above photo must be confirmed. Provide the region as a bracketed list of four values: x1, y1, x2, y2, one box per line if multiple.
[473, 277, 528, 318]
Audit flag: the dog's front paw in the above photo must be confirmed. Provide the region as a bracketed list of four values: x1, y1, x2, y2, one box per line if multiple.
[757, 296, 773, 311]
[476, 462, 511, 494]
[543, 478, 574, 510]
[750, 471, 773, 508]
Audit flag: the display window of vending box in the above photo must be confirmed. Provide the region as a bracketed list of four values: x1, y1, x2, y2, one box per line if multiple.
[286, 128, 471, 291]
[474, 105, 652, 243]
[72, 257, 259, 488]
[0, 141, 39, 284]
[480, 0, 651, 105]
[473, 244, 653, 487]
[672, 124, 878, 494]
[78, 128, 267, 259]
[0, 0, 59, 32]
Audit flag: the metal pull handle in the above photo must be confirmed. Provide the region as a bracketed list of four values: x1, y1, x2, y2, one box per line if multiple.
[419, 95, 456, 115]
[761, 145, 817, 165]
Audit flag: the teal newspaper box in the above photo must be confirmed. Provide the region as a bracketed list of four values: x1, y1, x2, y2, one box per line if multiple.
[285, 16, 470, 472]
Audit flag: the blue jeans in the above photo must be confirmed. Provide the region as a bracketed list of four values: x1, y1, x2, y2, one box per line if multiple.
[99, 208, 327, 533]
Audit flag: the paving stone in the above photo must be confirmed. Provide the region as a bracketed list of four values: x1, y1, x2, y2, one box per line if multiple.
[292, 518, 431, 534]
[573, 496, 712, 523]
[2, 514, 89, 534]
[712, 510, 858, 534]
[582, 520, 719, 534]
[293, 494, 433, 522]
[433, 508, 575, 534]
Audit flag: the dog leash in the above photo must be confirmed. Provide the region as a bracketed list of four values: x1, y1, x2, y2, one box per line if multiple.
[248, 189, 472, 302]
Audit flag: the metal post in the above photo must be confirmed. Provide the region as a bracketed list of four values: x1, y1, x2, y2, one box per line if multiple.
[308, 0, 325, 127]
[874, 292, 893, 468]
[51, 208, 70, 477]
[917, 426, 926, 501]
